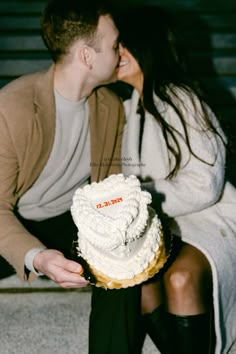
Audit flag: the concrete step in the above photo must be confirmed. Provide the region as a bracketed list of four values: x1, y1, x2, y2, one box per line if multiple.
[0, 274, 60, 290]
[0, 275, 157, 354]
[1, 276, 236, 353]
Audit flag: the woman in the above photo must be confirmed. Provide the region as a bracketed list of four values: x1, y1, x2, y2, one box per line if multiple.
[115, 5, 236, 354]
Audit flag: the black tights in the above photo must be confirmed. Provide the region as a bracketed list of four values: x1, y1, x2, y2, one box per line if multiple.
[140, 242, 215, 354]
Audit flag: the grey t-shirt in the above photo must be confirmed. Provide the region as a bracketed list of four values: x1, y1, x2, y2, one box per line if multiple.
[17, 90, 90, 220]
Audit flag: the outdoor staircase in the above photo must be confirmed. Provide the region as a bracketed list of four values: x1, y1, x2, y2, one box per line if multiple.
[0, 0, 235, 182]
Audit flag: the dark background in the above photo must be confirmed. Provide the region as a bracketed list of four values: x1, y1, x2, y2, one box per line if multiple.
[0, 0, 235, 184]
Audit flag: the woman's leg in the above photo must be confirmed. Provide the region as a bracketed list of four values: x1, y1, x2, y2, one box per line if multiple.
[141, 242, 215, 354]
[142, 281, 164, 314]
[141, 281, 169, 353]
[139, 235, 181, 353]
[163, 242, 215, 354]
[164, 243, 212, 315]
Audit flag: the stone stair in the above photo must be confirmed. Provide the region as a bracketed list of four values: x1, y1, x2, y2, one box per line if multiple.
[0, 0, 235, 182]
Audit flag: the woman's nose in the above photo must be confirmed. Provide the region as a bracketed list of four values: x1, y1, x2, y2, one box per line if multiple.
[119, 43, 124, 55]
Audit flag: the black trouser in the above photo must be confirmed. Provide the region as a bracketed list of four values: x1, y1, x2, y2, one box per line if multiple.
[89, 286, 142, 354]
[0, 211, 142, 354]
[0, 211, 78, 279]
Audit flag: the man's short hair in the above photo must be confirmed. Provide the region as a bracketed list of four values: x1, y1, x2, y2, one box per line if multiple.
[41, 0, 113, 62]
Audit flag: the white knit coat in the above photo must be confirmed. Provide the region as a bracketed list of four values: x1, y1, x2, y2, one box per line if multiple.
[122, 89, 236, 354]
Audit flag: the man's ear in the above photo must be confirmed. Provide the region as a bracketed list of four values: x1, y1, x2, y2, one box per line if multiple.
[79, 45, 93, 70]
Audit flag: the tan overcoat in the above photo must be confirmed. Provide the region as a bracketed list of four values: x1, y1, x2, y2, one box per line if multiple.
[0, 65, 124, 280]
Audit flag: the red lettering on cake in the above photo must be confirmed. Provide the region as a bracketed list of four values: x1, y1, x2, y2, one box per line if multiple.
[96, 197, 123, 209]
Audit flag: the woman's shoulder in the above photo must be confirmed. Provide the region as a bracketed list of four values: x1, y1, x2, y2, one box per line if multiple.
[158, 85, 219, 129]
[123, 89, 140, 117]
[166, 85, 202, 111]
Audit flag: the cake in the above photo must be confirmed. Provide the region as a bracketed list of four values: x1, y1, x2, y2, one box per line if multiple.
[71, 174, 170, 289]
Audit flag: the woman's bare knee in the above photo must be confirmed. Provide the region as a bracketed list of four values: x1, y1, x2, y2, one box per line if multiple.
[165, 268, 192, 291]
[163, 244, 213, 315]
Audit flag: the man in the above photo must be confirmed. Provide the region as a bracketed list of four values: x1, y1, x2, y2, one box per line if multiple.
[0, 2, 142, 353]
[0, 0, 123, 285]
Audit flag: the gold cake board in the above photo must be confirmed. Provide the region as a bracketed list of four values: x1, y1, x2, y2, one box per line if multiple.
[83, 232, 171, 289]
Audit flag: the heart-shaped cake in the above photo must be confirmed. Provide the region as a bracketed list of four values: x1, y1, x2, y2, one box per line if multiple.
[71, 174, 169, 289]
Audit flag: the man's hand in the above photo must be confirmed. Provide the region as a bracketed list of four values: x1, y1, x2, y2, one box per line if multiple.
[33, 249, 89, 288]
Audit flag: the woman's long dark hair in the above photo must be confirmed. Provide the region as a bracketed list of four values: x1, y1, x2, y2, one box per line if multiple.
[115, 5, 225, 178]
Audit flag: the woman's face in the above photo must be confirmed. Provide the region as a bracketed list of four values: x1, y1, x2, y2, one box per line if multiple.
[117, 45, 143, 94]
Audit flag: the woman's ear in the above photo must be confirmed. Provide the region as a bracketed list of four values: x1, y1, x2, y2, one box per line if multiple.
[79, 45, 93, 70]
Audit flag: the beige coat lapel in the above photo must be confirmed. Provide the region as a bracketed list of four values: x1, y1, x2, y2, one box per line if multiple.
[16, 65, 56, 195]
[33, 65, 56, 164]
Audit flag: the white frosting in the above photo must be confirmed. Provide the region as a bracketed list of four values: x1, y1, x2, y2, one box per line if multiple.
[71, 174, 162, 280]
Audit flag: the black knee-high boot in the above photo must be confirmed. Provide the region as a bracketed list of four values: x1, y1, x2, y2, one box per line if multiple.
[166, 312, 215, 354]
[142, 305, 169, 354]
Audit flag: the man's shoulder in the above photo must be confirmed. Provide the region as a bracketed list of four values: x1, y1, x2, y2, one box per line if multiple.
[0, 67, 52, 101]
[94, 85, 123, 105]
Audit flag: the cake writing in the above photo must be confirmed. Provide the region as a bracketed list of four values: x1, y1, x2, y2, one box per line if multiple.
[96, 197, 123, 209]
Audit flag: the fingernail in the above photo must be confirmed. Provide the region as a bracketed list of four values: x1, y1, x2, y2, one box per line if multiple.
[73, 266, 83, 275]
[79, 267, 84, 275]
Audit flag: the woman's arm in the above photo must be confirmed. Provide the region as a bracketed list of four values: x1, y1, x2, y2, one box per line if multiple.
[143, 92, 226, 218]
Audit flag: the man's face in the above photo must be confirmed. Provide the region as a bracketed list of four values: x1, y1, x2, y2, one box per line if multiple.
[91, 15, 120, 84]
